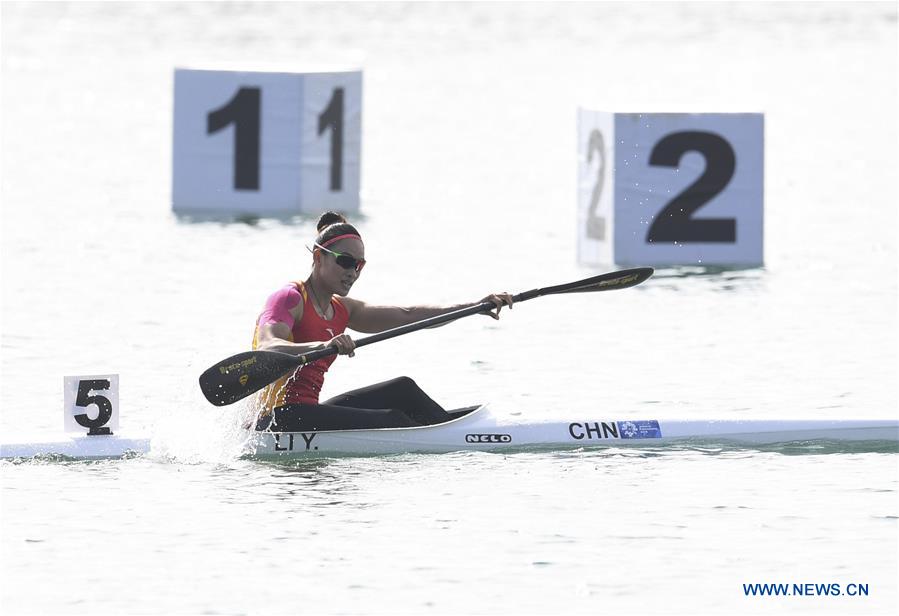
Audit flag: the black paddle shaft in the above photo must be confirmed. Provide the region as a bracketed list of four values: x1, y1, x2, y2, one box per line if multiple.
[300, 266, 653, 364]
[199, 267, 653, 406]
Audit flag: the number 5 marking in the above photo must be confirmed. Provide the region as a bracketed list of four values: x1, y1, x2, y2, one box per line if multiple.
[647, 131, 736, 243]
[74, 379, 113, 435]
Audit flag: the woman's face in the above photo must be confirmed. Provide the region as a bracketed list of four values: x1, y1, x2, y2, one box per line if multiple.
[315, 238, 365, 296]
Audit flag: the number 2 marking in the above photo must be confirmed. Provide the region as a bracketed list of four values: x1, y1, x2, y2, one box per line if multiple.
[647, 131, 736, 243]
[586, 129, 606, 240]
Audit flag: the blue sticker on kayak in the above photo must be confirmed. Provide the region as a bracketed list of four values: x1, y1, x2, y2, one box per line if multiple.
[617, 420, 662, 439]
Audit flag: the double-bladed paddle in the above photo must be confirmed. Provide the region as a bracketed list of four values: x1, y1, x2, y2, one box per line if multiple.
[199, 267, 654, 406]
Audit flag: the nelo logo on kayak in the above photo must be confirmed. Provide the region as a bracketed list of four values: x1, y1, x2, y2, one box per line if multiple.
[465, 433, 512, 444]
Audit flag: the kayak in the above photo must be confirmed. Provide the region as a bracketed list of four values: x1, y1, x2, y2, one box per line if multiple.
[246, 404, 899, 457]
[3, 406, 895, 461]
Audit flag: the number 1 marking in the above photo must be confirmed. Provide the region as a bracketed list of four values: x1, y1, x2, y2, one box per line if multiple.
[317, 87, 344, 191]
[204, 84, 347, 194]
[207, 87, 261, 191]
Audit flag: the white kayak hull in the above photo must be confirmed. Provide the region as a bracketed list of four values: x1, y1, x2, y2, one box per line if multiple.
[2, 406, 895, 460]
[247, 405, 899, 457]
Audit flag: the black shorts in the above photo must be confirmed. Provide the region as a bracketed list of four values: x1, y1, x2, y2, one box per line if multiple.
[255, 376, 450, 432]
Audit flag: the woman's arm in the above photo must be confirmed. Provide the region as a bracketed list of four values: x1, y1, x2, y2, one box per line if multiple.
[343, 294, 513, 334]
[256, 322, 357, 357]
[255, 322, 325, 354]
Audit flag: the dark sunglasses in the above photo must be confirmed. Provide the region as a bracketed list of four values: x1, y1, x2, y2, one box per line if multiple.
[313, 243, 366, 273]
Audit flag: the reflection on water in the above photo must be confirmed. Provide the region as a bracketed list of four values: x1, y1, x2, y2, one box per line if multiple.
[230, 457, 379, 510]
[646, 265, 768, 293]
[173, 211, 316, 226]
[264, 461, 355, 502]
[651, 265, 766, 278]
[172, 210, 374, 227]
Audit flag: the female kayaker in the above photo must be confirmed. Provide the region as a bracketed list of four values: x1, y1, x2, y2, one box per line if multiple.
[252, 211, 513, 431]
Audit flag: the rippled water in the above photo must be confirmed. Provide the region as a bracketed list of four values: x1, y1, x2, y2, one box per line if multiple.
[2, 2, 897, 614]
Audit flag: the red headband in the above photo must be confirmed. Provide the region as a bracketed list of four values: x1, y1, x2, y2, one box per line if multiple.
[319, 233, 363, 248]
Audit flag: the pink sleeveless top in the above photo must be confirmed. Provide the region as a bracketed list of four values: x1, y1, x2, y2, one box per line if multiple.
[252, 281, 349, 407]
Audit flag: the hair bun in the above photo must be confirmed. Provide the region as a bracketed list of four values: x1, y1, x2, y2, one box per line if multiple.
[317, 211, 348, 232]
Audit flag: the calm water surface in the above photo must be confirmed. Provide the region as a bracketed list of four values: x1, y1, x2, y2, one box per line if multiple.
[1, 2, 897, 614]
